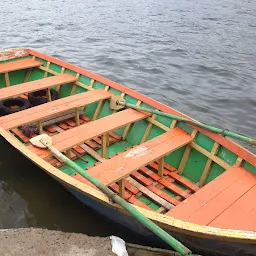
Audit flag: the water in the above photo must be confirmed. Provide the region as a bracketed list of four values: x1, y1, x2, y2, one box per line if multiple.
[0, 0, 255, 241]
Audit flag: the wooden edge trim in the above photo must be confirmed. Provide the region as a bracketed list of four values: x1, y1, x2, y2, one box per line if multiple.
[27, 49, 255, 166]
[1, 126, 255, 243]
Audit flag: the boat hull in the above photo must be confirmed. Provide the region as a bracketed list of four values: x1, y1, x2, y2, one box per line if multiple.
[64, 184, 256, 256]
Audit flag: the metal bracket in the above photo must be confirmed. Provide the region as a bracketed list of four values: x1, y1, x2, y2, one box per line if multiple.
[110, 95, 126, 111]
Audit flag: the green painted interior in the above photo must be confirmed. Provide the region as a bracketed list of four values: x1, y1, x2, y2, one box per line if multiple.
[182, 149, 208, 183]
[217, 146, 238, 166]
[195, 133, 215, 152]
[1, 54, 255, 206]
[139, 195, 160, 210]
[97, 141, 132, 159]
[205, 163, 225, 184]
[242, 161, 256, 175]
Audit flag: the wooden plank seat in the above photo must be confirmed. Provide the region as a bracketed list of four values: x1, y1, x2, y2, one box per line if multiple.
[0, 89, 112, 129]
[0, 59, 42, 74]
[28, 108, 149, 158]
[166, 166, 256, 230]
[0, 73, 77, 100]
[79, 128, 192, 197]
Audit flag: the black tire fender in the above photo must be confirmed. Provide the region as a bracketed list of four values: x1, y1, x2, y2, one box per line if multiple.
[28, 88, 59, 106]
[0, 97, 30, 116]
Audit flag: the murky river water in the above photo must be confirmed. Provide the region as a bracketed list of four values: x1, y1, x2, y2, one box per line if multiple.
[0, 0, 255, 245]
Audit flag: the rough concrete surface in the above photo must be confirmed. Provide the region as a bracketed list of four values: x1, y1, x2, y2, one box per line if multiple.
[0, 228, 114, 256]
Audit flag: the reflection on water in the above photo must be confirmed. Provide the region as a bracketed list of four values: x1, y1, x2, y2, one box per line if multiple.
[0, 0, 255, 239]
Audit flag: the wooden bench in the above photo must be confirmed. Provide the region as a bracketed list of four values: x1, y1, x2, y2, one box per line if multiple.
[82, 127, 192, 198]
[166, 166, 256, 230]
[0, 89, 112, 129]
[28, 108, 149, 158]
[0, 73, 77, 100]
[0, 59, 42, 74]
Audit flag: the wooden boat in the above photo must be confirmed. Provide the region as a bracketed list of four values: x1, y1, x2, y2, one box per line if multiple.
[0, 48, 255, 256]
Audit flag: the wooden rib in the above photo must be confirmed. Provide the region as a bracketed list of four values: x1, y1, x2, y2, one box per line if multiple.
[127, 177, 174, 210]
[23, 57, 35, 83]
[119, 179, 125, 198]
[158, 157, 164, 178]
[178, 130, 198, 175]
[170, 119, 178, 129]
[5, 72, 10, 87]
[46, 88, 52, 102]
[191, 142, 231, 169]
[75, 108, 80, 126]
[70, 73, 80, 96]
[146, 117, 169, 132]
[122, 101, 141, 140]
[44, 62, 51, 77]
[92, 86, 110, 120]
[101, 133, 107, 158]
[38, 120, 43, 134]
[38, 66, 94, 91]
[66, 150, 71, 159]
[79, 144, 106, 163]
[56, 67, 65, 93]
[140, 114, 157, 143]
[199, 142, 220, 187]
[236, 156, 243, 166]
[89, 79, 95, 88]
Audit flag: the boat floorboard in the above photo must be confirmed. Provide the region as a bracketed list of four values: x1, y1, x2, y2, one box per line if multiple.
[166, 166, 256, 231]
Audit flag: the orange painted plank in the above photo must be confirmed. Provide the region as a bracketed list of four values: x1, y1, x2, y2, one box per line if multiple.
[92, 137, 102, 145]
[85, 128, 192, 186]
[45, 125, 57, 133]
[147, 185, 180, 206]
[128, 196, 152, 211]
[64, 119, 77, 127]
[52, 109, 149, 152]
[158, 179, 190, 199]
[0, 73, 77, 100]
[140, 166, 161, 181]
[232, 208, 256, 231]
[85, 141, 100, 150]
[80, 115, 91, 122]
[131, 171, 153, 186]
[0, 59, 42, 74]
[73, 146, 85, 155]
[124, 180, 139, 195]
[11, 128, 30, 143]
[110, 183, 132, 199]
[109, 131, 122, 141]
[0, 90, 111, 129]
[186, 171, 256, 225]
[209, 185, 256, 230]
[58, 122, 69, 130]
[166, 166, 252, 220]
[148, 162, 169, 176]
[72, 173, 93, 185]
[167, 172, 199, 192]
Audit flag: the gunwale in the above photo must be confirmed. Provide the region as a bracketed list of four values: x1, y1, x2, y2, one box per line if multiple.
[0, 48, 255, 246]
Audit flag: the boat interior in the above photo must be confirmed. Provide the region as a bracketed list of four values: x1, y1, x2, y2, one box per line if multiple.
[0, 53, 255, 232]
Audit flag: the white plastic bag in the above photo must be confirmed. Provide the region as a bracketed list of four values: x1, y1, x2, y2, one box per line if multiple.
[110, 236, 129, 256]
